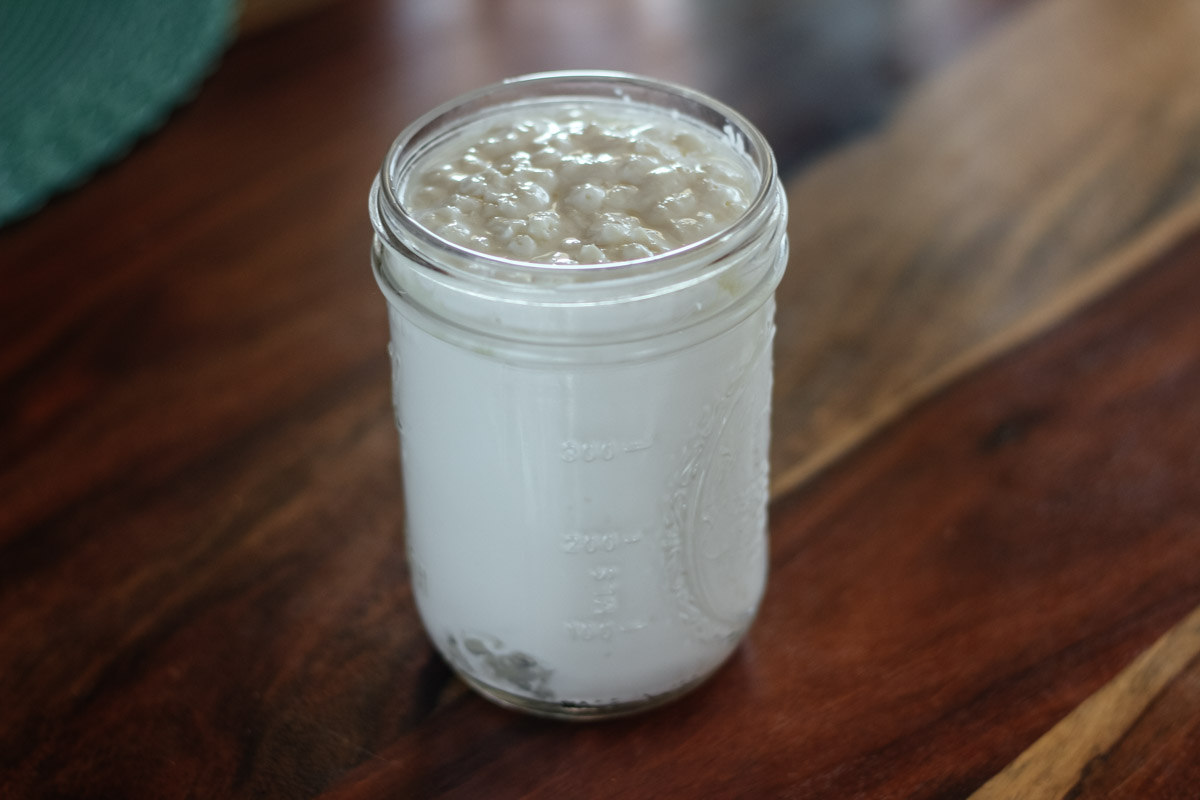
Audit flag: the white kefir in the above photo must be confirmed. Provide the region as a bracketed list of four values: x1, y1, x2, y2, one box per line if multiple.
[369, 73, 787, 718]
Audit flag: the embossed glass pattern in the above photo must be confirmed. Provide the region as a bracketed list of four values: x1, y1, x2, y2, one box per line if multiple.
[369, 72, 788, 719]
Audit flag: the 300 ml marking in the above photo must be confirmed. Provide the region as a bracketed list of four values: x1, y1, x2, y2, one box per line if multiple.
[560, 438, 652, 463]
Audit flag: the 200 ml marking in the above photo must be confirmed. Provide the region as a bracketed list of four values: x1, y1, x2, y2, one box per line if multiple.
[561, 527, 645, 554]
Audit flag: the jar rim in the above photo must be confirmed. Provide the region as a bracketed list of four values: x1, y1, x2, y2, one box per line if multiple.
[370, 70, 779, 285]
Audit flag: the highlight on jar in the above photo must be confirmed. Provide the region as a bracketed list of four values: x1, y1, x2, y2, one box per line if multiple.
[369, 71, 789, 720]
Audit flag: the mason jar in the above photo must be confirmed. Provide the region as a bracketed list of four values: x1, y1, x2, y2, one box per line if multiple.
[369, 71, 788, 719]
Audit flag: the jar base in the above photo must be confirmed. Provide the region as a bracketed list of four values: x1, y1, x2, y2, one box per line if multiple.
[454, 668, 713, 721]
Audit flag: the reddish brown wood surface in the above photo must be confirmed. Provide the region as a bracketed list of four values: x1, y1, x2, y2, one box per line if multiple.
[772, 0, 1200, 496]
[313, 230, 1200, 800]
[972, 605, 1200, 800]
[3, 0, 1200, 798]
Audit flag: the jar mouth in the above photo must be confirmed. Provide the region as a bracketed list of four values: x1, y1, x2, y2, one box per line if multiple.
[370, 70, 779, 285]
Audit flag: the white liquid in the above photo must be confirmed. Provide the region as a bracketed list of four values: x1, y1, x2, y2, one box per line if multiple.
[380, 99, 778, 709]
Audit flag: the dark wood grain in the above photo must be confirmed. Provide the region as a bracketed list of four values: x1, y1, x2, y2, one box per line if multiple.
[771, 0, 1200, 496]
[971, 604, 1200, 799]
[4, 222, 1200, 797]
[310, 226, 1200, 800]
[1068, 649, 1200, 800]
[2, 0, 1199, 797]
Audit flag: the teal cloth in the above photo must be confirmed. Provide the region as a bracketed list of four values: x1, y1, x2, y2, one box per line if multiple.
[0, 0, 235, 226]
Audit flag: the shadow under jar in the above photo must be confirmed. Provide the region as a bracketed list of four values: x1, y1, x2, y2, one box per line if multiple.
[369, 71, 788, 720]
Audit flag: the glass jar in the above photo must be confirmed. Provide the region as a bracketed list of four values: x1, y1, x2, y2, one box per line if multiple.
[369, 71, 788, 719]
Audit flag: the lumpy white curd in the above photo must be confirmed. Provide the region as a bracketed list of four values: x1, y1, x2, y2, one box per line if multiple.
[405, 105, 754, 264]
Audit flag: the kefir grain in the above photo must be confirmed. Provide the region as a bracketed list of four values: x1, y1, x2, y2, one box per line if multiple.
[406, 106, 755, 264]
[369, 73, 788, 719]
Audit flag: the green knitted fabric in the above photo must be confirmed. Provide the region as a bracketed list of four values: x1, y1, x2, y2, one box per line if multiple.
[0, 0, 235, 226]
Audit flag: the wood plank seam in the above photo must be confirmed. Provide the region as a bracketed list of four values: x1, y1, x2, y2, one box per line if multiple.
[968, 603, 1200, 800]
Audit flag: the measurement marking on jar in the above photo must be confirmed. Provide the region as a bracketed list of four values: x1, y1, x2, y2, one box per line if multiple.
[560, 438, 653, 463]
[564, 619, 650, 641]
[564, 564, 644, 642]
[565, 620, 615, 641]
[590, 565, 619, 617]
[560, 528, 646, 554]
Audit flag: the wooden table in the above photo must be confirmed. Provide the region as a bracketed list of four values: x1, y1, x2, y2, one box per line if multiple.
[3, 0, 1199, 797]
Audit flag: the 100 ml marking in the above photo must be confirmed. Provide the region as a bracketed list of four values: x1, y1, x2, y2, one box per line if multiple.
[564, 619, 649, 641]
